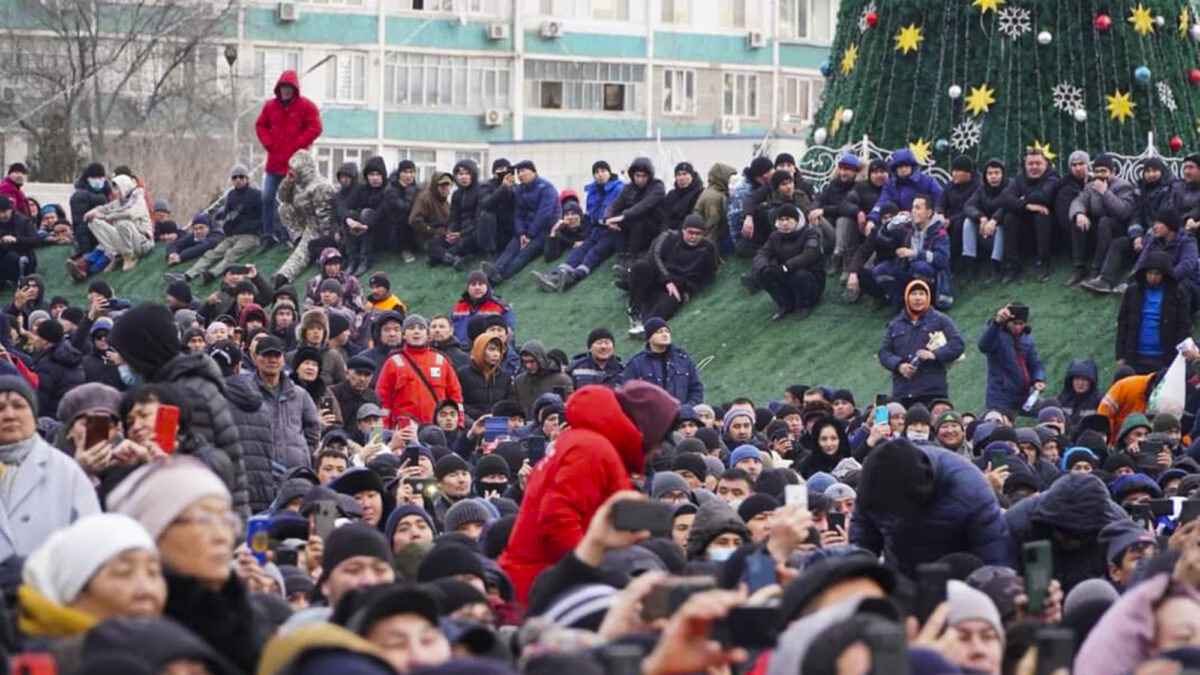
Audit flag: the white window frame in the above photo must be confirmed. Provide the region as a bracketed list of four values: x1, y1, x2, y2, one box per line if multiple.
[255, 48, 301, 100]
[662, 68, 696, 116]
[384, 53, 511, 110]
[723, 72, 759, 118]
[782, 74, 824, 123]
[316, 146, 375, 182]
[779, 0, 837, 43]
[661, 0, 690, 24]
[304, 0, 364, 8]
[325, 52, 367, 104]
[590, 0, 628, 20]
[395, 0, 486, 12]
[525, 60, 644, 113]
[395, 146, 438, 184]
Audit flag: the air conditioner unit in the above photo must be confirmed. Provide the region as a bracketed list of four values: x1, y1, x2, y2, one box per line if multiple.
[277, 2, 299, 22]
[747, 30, 766, 48]
[540, 20, 564, 38]
[719, 115, 741, 135]
[482, 108, 503, 127]
[485, 23, 510, 40]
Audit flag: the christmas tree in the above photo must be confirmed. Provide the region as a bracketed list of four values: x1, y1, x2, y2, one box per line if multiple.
[811, 0, 1200, 167]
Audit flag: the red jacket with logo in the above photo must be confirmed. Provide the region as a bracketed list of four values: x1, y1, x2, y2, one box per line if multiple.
[255, 70, 323, 175]
[375, 345, 462, 425]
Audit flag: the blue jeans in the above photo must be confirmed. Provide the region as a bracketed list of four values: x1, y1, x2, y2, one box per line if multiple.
[861, 259, 939, 307]
[261, 172, 285, 241]
[493, 234, 546, 280]
[564, 228, 617, 276]
[962, 218, 1005, 262]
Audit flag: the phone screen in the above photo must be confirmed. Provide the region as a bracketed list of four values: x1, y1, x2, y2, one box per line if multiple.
[484, 416, 509, 442]
[785, 484, 808, 509]
[84, 412, 112, 449]
[874, 394, 889, 425]
[155, 404, 181, 454]
[1023, 540, 1053, 614]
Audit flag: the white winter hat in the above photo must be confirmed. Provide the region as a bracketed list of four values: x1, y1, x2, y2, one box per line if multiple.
[22, 513, 157, 605]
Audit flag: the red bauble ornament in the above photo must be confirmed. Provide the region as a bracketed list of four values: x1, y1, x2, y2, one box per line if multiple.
[1171, 136, 1185, 152]
[1190, 69, 1200, 85]
[866, 11, 878, 27]
[1095, 13, 1113, 33]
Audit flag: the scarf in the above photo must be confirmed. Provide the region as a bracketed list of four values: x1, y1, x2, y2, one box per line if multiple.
[0, 435, 37, 499]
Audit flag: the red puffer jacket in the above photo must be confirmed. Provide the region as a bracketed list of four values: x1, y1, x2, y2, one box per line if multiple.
[499, 386, 645, 604]
[255, 70, 323, 175]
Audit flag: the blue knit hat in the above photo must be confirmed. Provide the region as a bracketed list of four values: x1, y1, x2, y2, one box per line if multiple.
[1111, 473, 1163, 503]
[728, 445, 763, 468]
[1059, 446, 1099, 472]
[807, 471, 837, 495]
[837, 153, 863, 171]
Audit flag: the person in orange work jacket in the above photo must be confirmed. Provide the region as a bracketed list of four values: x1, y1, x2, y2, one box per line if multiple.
[375, 314, 463, 426]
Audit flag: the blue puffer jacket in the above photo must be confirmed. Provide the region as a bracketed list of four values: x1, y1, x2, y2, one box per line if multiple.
[514, 175, 560, 238]
[850, 445, 1018, 577]
[1004, 473, 1129, 592]
[567, 352, 625, 389]
[868, 149, 944, 222]
[585, 177, 624, 221]
[621, 345, 704, 405]
[878, 306, 965, 399]
[978, 319, 1046, 413]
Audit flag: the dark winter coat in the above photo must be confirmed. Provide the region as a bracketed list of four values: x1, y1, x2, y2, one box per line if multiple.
[757, 188, 812, 230]
[33, 340, 85, 416]
[333, 161, 359, 232]
[252, 371, 320, 471]
[224, 373, 277, 514]
[798, 418, 852, 478]
[1004, 473, 1128, 592]
[1130, 174, 1174, 231]
[346, 157, 388, 230]
[448, 159, 482, 238]
[1170, 179, 1200, 222]
[963, 169, 1010, 223]
[69, 173, 110, 230]
[216, 184, 264, 237]
[606, 157, 666, 230]
[477, 176, 515, 237]
[999, 168, 1063, 214]
[978, 319, 1046, 413]
[151, 353, 250, 517]
[663, 171, 704, 230]
[567, 352, 625, 389]
[752, 224, 823, 275]
[937, 175, 981, 220]
[1115, 255, 1192, 362]
[514, 340, 573, 416]
[1135, 231, 1199, 286]
[379, 173, 419, 235]
[649, 229, 718, 295]
[331, 379, 380, 435]
[813, 176, 858, 220]
[621, 345, 704, 405]
[431, 337, 470, 370]
[0, 212, 39, 254]
[514, 175, 559, 239]
[457, 362, 516, 421]
[1056, 359, 1102, 427]
[162, 570, 270, 674]
[878, 307, 965, 400]
[851, 445, 1018, 577]
[82, 351, 123, 391]
[868, 149, 944, 222]
[166, 228, 225, 263]
[846, 179, 884, 219]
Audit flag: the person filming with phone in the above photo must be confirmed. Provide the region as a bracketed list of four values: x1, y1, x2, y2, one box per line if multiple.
[977, 302, 1045, 416]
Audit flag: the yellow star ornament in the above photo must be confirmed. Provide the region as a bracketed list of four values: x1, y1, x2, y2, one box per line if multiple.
[1106, 89, 1137, 124]
[1129, 3, 1155, 35]
[1030, 141, 1057, 162]
[965, 84, 996, 116]
[841, 44, 859, 76]
[1181, 7, 1190, 35]
[895, 24, 923, 54]
[908, 139, 932, 165]
[972, 0, 1003, 14]
[830, 107, 845, 135]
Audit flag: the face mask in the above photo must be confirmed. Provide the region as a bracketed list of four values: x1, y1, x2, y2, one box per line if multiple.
[478, 479, 508, 496]
[88, 179, 105, 190]
[907, 430, 929, 442]
[118, 364, 140, 386]
[725, 498, 744, 511]
[707, 546, 736, 562]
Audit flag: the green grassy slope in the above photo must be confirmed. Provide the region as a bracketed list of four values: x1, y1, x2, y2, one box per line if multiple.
[40, 243, 1120, 412]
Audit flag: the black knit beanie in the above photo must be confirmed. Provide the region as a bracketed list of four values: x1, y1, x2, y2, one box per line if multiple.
[416, 543, 487, 583]
[435, 454, 470, 481]
[586, 327, 615, 349]
[109, 303, 180, 377]
[316, 523, 394, 588]
[858, 439, 935, 516]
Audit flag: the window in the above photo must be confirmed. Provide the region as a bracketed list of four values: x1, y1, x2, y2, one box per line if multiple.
[661, 0, 690, 24]
[783, 74, 824, 122]
[325, 53, 366, 104]
[384, 53, 510, 109]
[591, 0, 627, 20]
[396, 147, 438, 183]
[526, 60, 644, 113]
[455, 150, 486, 167]
[305, 0, 363, 7]
[316, 146, 374, 182]
[719, 0, 745, 27]
[723, 72, 758, 117]
[780, 0, 836, 43]
[255, 49, 301, 99]
[662, 68, 696, 115]
[395, 0, 484, 11]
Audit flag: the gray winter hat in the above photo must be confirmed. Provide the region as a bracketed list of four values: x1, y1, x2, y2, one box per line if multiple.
[1068, 150, 1091, 166]
[231, 163, 250, 178]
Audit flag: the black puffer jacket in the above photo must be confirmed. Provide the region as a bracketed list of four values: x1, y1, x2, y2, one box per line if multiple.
[478, 175, 515, 238]
[938, 174, 981, 220]
[378, 172, 419, 232]
[663, 168, 704, 230]
[457, 362, 515, 420]
[347, 157, 388, 228]
[224, 373, 276, 514]
[449, 159, 482, 238]
[1115, 252, 1193, 362]
[650, 229, 718, 294]
[606, 157, 666, 228]
[963, 159, 1010, 223]
[752, 224, 824, 275]
[152, 353, 249, 517]
[33, 340, 85, 417]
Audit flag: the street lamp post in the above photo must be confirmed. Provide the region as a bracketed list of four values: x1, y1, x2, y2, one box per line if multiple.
[224, 44, 238, 160]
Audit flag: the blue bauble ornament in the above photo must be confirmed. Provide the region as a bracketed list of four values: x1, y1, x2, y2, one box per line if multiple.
[1134, 66, 1151, 84]
[820, 61, 833, 77]
[935, 139, 950, 153]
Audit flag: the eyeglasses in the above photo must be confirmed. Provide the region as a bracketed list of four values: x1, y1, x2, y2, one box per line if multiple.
[174, 511, 241, 532]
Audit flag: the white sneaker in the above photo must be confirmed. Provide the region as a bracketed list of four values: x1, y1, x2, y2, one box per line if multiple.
[401, 251, 416, 264]
[628, 318, 644, 337]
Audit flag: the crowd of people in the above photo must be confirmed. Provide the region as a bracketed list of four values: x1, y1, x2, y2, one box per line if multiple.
[4, 69, 1200, 674]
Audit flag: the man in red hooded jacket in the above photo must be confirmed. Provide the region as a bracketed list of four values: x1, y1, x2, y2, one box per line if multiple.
[499, 381, 680, 604]
[255, 70, 322, 252]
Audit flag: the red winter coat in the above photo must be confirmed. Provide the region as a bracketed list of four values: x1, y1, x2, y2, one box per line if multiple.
[375, 345, 463, 426]
[255, 70, 323, 175]
[499, 385, 645, 604]
[0, 178, 29, 218]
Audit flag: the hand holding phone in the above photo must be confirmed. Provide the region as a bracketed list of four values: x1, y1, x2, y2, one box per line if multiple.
[246, 515, 270, 564]
[916, 563, 950, 625]
[84, 412, 112, 449]
[312, 500, 338, 541]
[1023, 540, 1053, 615]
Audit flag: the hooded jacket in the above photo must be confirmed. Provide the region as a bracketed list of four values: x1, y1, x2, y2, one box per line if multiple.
[663, 167, 704, 230]
[409, 172, 451, 239]
[694, 163, 737, 245]
[276, 150, 337, 238]
[456, 334, 516, 419]
[513, 340, 573, 416]
[1171, 177, 1200, 222]
[937, 172, 981, 220]
[813, 172, 859, 220]
[799, 417, 852, 478]
[94, 175, 152, 242]
[1130, 159, 1175, 231]
[1116, 252, 1192, 362]
[151, 353, 250, 516]
[878, 280, 965, 399]
[450, 282, 515, 344]
[1057, 358, 1102, 425]
[585, 175, 624, 222]
[448, 159, 482, 238]
[1074, 572, 1195, 675]
[621, 343, 704, 405]
[649, 228, 718, 294]
[32, 340, 85, 416]
[868, 150, 944, 222]
[0, 211, 38, 255]
[500, 386, 646, 602]
[514, 173, 560, 238]
[851, 445, 1017, 577]
[753, 220, 824, 276]
[344, 156, 388, 233]
[1135, 229, 1199, 285]
[978, 317, 1046, 412]
[254, 70, 323, 175]
[686, 501, 752, 561]
[224, 373, 278, 513]
[303, 249, 365, 314]
[963, 159, 1010, 223]
[606, 157, 666, 229]
[69, 171, 111, 232]
[378, 170, 420, 234]
[360, 310, 403, 377]
[333, 160, 359, 230]
[1004, 473, 1127, 592]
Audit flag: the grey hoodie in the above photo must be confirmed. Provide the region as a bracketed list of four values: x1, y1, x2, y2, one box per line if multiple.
[685, 500, 752, 561]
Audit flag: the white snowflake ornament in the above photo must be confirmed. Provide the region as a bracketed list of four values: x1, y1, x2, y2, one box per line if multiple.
[998, 6, 1032, 40]
[1051, 83, 1085, 114]
[950, 119, 983, 152]
[1158, 81, 1178, 113]
[857, 2, 878, 32]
